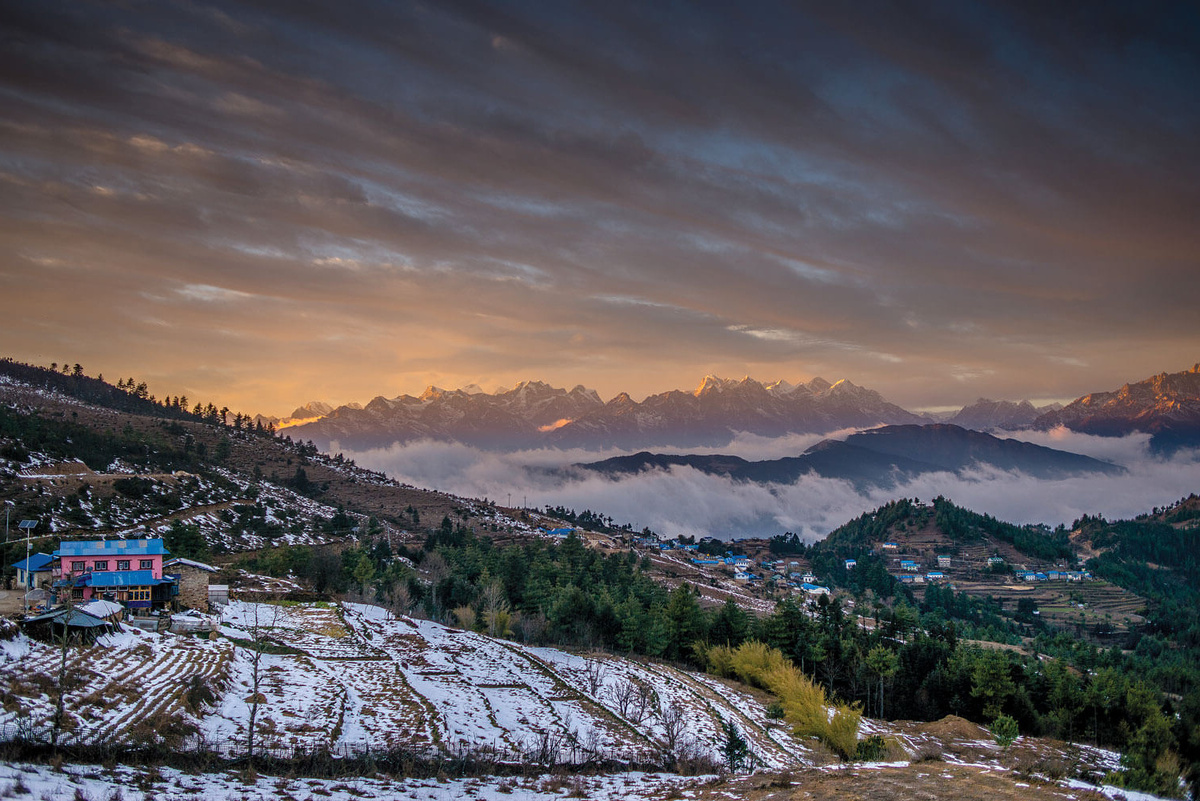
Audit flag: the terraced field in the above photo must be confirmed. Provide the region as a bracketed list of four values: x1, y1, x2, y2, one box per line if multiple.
[0, 627, 232, 745]
[200, 601, 815, 765]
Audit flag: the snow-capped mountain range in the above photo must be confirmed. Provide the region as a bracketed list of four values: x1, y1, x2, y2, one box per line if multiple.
[275, 375, 926, 451]
[267, 364, 1200, 454]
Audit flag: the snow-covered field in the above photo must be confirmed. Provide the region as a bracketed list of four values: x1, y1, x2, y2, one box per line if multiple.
[0, 761, 708, 801]
[0, 601, 793, 768]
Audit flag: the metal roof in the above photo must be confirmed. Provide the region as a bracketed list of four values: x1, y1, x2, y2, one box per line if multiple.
[56, 539, 170, 558]
[80, 570, 173, 588]
[164, 557, 219, 572]
[11, 552, 54, 572]
[22, 608, 111, 628]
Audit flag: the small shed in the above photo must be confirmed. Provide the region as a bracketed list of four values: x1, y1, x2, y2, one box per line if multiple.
[208, 584, 230, 606]
[21, 608, 115, 644]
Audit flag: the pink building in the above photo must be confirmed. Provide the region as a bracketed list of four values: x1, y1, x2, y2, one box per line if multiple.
[52, 539, 175, 609]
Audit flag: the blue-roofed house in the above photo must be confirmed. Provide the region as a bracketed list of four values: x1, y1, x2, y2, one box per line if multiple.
[52, 538, 176, 610]
[12, 552, 53, 590]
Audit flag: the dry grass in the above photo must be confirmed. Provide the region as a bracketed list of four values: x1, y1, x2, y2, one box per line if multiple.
[690, 762, 1111, 801]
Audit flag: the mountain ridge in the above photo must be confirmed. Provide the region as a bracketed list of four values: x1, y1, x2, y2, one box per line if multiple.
[283, 374, 927, 451]
[576, 424, 1123, 488]
[262, 362, 1200, 453]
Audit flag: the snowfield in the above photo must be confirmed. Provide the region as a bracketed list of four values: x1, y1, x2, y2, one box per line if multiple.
[0, 761, 707, 801]
[0, 601, 798, 768]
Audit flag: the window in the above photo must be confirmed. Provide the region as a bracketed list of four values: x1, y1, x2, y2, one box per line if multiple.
[93, 560, 108, 571]
[139, 560, 153, 570]
[71, 561, 86, 573]
[117, 560, 130, 571]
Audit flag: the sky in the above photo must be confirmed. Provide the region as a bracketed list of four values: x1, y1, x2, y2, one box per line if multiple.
[2, 1, 1198, 417]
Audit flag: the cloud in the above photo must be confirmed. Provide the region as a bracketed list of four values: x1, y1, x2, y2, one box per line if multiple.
[0, 1, 1197, 414]
[343, 433, 1200, 541]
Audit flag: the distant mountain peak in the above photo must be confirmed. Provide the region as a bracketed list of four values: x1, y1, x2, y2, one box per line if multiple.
[694, 375, 746, 395]
[288, 401, 333, 420]
[806, 377, 832, 392]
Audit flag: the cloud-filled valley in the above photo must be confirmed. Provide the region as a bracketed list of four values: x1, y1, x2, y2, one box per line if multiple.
[343, 428, 1200, 541]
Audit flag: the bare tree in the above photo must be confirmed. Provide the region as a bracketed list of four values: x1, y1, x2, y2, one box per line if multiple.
[607, 676, 639, 719]
[632, 678, 657, 725]
[659, 698, 686, 755]
[607, 675, 655, 724]
[50, 591, 79, 749]
[244, 601, 281, 763]
[478, 579, 510, 637]
[582, 656, 607, 697]
[386, 581, 412, 619]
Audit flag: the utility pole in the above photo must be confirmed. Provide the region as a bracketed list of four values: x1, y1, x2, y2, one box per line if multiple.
[18, 520, 37, 612]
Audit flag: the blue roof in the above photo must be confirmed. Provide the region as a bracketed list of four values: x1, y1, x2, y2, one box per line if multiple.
[12, 553, 53, 572]
[80, 570, 171, 588]
[56, 539, 169, 558]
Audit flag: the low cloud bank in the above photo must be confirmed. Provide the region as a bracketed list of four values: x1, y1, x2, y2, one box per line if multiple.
[342, 428, 1199, 541]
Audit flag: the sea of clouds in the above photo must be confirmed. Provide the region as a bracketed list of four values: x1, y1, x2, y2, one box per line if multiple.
[340, 428, 1200, 541]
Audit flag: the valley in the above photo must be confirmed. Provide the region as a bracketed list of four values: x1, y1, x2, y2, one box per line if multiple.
[0, 360, 1198, 800]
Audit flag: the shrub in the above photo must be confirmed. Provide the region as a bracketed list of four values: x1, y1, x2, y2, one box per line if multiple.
[856, 734, 888, 762]
[703, 644, 735, 678]
[183, 675, 217, 713]
[991, 714, 1019, 751]
[824, 704, 863, 761]
[912, 742, 944, 762]
[728, 641, 787, 689]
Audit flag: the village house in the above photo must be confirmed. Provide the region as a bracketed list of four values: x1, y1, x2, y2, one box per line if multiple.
[900, 560, 919, 571]
[11, 552, 53, 591]
[164, 557, 220, 611]
[937, 555, 952, 568]
[51, 538, 177, 611]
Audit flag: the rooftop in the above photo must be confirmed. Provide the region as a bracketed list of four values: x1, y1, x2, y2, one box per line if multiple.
[57, 539, 170, 558]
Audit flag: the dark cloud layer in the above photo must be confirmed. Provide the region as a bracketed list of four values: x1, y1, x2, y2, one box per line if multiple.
[1, 1, 1197, 413]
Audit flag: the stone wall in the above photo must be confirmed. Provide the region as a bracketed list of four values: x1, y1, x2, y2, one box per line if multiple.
[175, 567, 211, 611]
